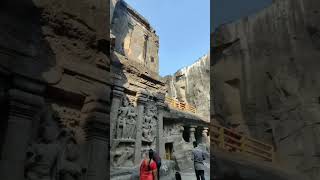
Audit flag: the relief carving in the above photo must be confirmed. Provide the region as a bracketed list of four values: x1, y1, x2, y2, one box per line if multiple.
[25, 106, 83, 180]
[116, 96, 137, 139]
[52, 104, 86, 144]
[164, 124, 181, 137]
[142, 103, 157, 142]
[111, 143, 135, 167]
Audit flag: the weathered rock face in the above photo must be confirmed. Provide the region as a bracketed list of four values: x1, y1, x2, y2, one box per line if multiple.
[110, 0, 120, 22]
[212, 0, 320, 179]
[165, 54, 210, 120]
[0, 1, 111, 180]
[111, 0, 159, 75]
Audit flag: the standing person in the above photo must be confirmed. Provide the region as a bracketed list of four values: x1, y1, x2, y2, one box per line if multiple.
[140, 149, 158, 180]
[191, 142, 206, 180]
[152, 150, 162, 180]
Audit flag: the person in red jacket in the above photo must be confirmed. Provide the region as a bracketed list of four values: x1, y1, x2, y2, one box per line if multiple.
[140, 150, 158, 180]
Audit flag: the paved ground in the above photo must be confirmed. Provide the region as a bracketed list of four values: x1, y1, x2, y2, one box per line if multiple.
[180, 172, 210, 180]
[162, 172, 210, 180]
[160, 159, 210, 180]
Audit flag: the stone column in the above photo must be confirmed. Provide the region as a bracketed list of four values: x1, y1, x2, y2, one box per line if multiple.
[156, 94, 167, 159]
[110, 86, 124, 142]
[0, 77, 44, 180]
[82, 88, 110, 180]
[189, 126, 196, 143]
[134, 91, 148, 165]
[202, 127, 209, 144]
[178, 125, 185, 142]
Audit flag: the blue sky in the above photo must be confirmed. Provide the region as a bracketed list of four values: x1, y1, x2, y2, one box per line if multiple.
[125, 0, 210, 77]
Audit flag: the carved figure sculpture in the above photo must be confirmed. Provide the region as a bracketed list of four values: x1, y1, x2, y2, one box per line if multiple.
[125, 103, 137, 139]
[117, 96, 130, 139]
[57, 132, 82, 180]
[25, 107, 83, 180]
[25, 123, 61, 180]
[142, 104, 157, 142]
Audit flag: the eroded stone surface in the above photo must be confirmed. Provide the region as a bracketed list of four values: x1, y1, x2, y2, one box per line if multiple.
[0, 1, 111, 180]
[110, 1, 210, 179]
[212, 0, 320, 179]
[165, 54, 210, 120]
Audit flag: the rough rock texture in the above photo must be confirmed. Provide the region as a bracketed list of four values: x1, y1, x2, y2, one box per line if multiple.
[212, 149, 309, 180]
[110, 1, 210, 179]
[111, 0, 159, 75]
[165, 54, 210, 120]
[0, 1, 111, 180]
[212, 0, 320, 179]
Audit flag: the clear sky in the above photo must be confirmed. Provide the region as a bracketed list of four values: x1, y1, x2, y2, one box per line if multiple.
[125, 0, 210, 77]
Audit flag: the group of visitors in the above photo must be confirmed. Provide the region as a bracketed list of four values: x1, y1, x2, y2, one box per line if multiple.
[139, 142, 207, 180]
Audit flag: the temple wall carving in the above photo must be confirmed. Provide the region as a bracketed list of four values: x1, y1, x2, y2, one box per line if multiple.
[0, 0, 111, 180]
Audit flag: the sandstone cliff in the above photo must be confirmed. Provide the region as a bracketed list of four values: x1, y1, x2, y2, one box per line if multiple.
[212, 0, 320, 179]
[165, 54, 210, 120]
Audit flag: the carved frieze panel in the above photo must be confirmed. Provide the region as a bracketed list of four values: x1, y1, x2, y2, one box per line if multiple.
[25, 105, 83, 180]
[164, 124, 181, 137]
[115, 95, 137, 140]
[110, 141, 135, 167]
[142, 102, 157, 143]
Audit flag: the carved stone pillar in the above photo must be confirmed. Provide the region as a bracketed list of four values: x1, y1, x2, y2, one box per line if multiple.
[82, 89, 110, 180]
[0, 77, 44, 180]
[134, 91, 148, 165]
[110, 86, 124, 142]
[156, 94, 167, 159]
[189, 126, 196, 143]
[178, 125, 185, 142]
[202, 127, 209, 144]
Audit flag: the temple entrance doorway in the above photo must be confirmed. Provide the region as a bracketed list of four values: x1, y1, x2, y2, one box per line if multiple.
[165, 143, 173, 160]
[183, 126, 190, 142]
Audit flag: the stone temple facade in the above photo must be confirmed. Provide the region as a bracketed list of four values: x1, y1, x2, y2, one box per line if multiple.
[110, 1, 210, 179]
[212, 0, 320, 179]
[0, 0, 209, 179]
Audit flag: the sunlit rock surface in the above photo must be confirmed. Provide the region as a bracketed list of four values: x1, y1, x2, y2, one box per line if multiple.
[165, 54, 210, 120]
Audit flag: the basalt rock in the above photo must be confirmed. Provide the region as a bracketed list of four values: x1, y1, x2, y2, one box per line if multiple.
[212, 0, 320, 179]
[165, 54, 210, 120]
